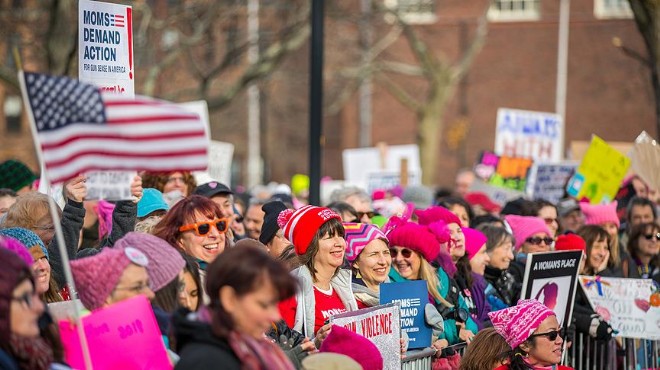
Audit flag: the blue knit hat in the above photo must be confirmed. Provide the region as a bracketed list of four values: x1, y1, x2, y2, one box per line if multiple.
[137, 188, 169, 218]
[0, 227, 48, 260]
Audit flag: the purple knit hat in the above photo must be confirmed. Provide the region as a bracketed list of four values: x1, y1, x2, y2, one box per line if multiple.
[580, 201, 620, 228]
[0, 236, 34, 267]
[488, 299, 555, 348]
[504, 215, 552, 250]
[462, 227, 487, 260]
[343, 223, 388, 262]
[114, 232, 185, 291]
[71, 245, 150, 310]
[320, 325, 383, 370]
[415, 206, 461, 227]
[0, 248, 34, 345]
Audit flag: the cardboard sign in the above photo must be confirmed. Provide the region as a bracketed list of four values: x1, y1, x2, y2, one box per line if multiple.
[59, 295, 172, 370]
[343, 144, 422, 189]
[580, 276, 660, 340]
[525, 162, 578, 204]
[79, 0, 134, 96]
[380, 280, 431, 349]
[475, 151, 533, 192]
[330, 304, 402, 370]
[495, 108, 563, 162]
[520, 251, 583, 328]
[566, 135, 631, 204]
[84, 170, 136, 200]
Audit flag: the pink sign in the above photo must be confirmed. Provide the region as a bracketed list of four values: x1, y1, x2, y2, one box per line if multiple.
[59, 295, 172, 370]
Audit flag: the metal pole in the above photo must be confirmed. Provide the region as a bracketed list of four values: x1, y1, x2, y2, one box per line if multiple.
[308, 0, 324, 206]
[555, 0, 570, 159]
[358, 0, 372, 148]
[247, 0, 261, 189]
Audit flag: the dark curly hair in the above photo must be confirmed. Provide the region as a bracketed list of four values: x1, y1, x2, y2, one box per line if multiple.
[141, 171, 196, 197]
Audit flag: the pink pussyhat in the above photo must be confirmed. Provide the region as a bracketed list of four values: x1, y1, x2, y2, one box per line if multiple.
[580, 201, 620, 228]
[488, 299, 555, 348]
[462, 227, 487, 260]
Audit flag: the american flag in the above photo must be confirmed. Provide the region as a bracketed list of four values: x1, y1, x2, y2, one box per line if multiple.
[21, 72, 208, 184]
[112, 14, 124, 27]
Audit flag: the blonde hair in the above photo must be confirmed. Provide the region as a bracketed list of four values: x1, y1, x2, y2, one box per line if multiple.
[134, 216, 162, 234]
[3, 192, 60, 230]
[418, 258, 453, 308]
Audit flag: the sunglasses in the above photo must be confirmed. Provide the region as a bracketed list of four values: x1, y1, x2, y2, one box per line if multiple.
[530, 328, 565, 341]
[179, 218, 230, 236]
[356, 211, 376, 220]
[543, 218, 558, 225]
[643, 233, 660, 241]
[390, 248, 414, 258]
[526, 236, 554, 246]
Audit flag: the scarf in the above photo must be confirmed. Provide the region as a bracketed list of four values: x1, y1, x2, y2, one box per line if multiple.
[95, 200, 115, 240]
[8, 334, 54, 370]
[228, 331, 294, 370]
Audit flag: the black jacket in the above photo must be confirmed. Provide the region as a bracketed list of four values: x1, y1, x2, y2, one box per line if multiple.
[172, 309, 241, 370]
[49, 199, 85, 288]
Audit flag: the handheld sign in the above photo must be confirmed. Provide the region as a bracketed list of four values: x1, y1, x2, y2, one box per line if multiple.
[380, 280, 431, 349]
[474, 151, 533, 192]
[330, 304, 402, 370]
[59, 295, 172, 370]
[525, 162, 577, 204]
[580, 276, 660, 340]
[495, 108, 563, 162]
[520, 250, 582, 328]
[84, 170, 136, 200]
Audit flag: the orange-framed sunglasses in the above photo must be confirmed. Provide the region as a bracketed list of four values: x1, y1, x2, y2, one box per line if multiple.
[178, 218, 230, 236]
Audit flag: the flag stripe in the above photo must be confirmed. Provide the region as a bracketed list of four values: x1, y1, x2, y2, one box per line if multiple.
[37, 122, 202, 145]
[108, 114, 200, 124]
[44, 148, 208, 168]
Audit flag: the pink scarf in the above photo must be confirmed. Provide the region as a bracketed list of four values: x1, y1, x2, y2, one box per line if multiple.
[95, 200, 115, 240]
[228, 331, 294, 370]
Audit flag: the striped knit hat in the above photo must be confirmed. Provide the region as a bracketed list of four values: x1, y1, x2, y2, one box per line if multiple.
[277, 205, 342, 255]
[343, 223, 388, 262]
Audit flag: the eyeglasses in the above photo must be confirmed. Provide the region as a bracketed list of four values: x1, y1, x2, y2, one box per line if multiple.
[390, 248, 413, 258]
[526, 236, 554, 246]
[543, 218, 558, 225]
[643, 233, 660, 241]
[12, 291, 39, 308]
[166, 176, 185, 184]
[114, 282, 151, 294]
[356, 211, 376, 220]
[179, 218, 230, 236]
[530, 328, 565, 341]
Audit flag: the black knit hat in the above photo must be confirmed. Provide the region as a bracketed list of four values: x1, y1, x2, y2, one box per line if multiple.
[259, 201, 288, 244]
[0, 159, 37, 192]
[0, 248, 34, 347]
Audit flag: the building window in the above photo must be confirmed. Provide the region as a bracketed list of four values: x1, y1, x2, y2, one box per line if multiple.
[488, 0, 540, 22]
[594, 0, 632, 19]
[384, 0, 437, 24]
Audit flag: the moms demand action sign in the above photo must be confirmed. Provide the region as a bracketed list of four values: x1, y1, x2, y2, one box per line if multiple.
[79, 0, 134, 96]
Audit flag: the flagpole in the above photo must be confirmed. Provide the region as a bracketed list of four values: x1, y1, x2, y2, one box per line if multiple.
[15, 56, 94, 370]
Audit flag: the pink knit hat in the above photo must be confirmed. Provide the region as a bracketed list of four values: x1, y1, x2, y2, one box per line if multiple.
[580, 201, 620, 228]
[504, 215, 552, 250]
[278, 205, 342, 255]
[488, 299, 556, 348]
[385, 219, 440, 263]
[0, 236, 34, 267]
[462, 227, 487, 260]
[415, 206, 461, 227]
[71, 246, 150, 310]
[320, 325, 383, 370]
[343, 223, 388, 262]
[115, 232, 185, 291]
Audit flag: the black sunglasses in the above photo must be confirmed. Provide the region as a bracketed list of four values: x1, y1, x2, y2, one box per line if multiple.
[390, 248, 413, 258]
[643, 233, 660, 241]
[526, 236, 554, 246]
[530, 328, 565, 341]
[356, 211, 376, 220]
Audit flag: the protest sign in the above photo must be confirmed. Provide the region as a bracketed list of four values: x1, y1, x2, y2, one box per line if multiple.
[366, 170, 421, 194]
[48, 300, 82, 322]
[521, 251, 582, 327]
[580, 276, 660, 340]
[59, 295, 171, 370]
[525, 162, 577, 204]
[84, 170, 136, 200]
[79, 0, 134, 96]
[330, 304, 402, 370]
[495, 108, 563, 162]
[343, 144, 421, 189]
[380, 280, 431, 349]
[566, 135, 630, 204]
[474, 151, 533, 192]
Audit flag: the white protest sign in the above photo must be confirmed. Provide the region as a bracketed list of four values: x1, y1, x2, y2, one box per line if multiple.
[525, 162, 578, 204]
[495, 108, 563, 162]
[84, 170, 136, 200]
[469, 179, 525, 206]
[343, 144, 421, 189]
[79, 0, 134, 96]
[205, 141, 234, 186]
[580, 276, 660, 340]
[330, 304, 401, 370]
[366, 170, 421, 194]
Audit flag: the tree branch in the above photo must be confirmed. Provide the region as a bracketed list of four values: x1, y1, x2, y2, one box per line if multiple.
[450, 7, 490, 82]
[376, 73, 422, 112]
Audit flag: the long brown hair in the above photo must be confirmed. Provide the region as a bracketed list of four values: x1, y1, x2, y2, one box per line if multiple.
[627, 222, 660, 266]
[577, 225, 611, 275]
[298, 218, 345, 282]
[459, 327, 511, 370]
[141, 171, 196, 196]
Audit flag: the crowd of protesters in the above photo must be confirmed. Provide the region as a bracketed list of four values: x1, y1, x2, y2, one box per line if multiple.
[0, 157, 658, 370]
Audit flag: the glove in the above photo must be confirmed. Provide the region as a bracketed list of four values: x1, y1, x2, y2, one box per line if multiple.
[278, 334, 309, 369]
[425, 303, 445, 339]
[595, 321, 614, 341]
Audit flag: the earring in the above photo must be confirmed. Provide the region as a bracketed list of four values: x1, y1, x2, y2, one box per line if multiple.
[355, 270, 362, 279]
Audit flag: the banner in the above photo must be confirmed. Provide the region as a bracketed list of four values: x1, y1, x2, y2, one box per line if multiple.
[84, 170, 136, 200]
[79, 0, 134, 96]
[380, 280, 431, 349]
[580, 276, 660, 340]
[474, 151, 533, 192]
[59, 295, 172, 369]
[525, 162, 578, 204]
[520, 251, 582, 327]
[330, 304, 402, 370]
[495, 108, 563, 162]
[566, 135, 630, 204]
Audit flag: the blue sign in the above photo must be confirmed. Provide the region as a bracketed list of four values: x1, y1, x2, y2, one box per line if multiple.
[380, 280, 431, 349]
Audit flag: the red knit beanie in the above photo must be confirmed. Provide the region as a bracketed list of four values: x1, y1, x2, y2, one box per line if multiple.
[320, 325, 383, 370]
[579, 201, 620, 228]
[415, 206, 461, 227]
[277, 205, 342, 255]
[554, 233, 586, 253]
